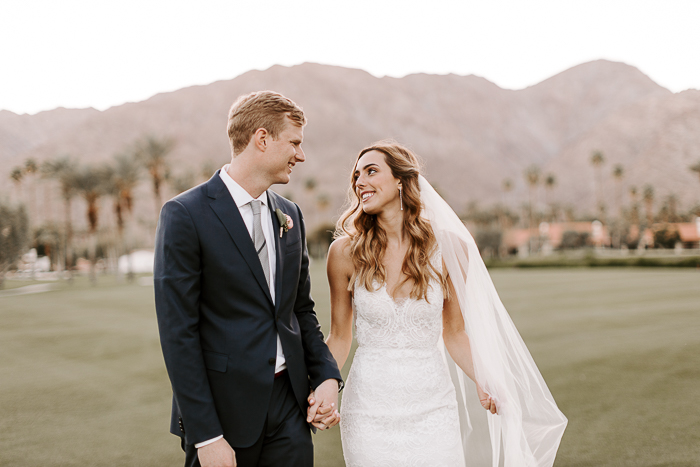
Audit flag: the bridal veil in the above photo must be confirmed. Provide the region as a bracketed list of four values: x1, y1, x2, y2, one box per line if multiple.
[419, 175, 567, 467]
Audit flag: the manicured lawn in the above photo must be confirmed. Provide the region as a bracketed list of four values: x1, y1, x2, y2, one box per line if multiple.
[1, 267, 699, 466]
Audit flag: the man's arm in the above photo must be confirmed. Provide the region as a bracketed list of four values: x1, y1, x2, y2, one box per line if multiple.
[291, 204, 343, 390]
[197, 438, 237, 467]
[154, 199, 223, 445]
[292, 206, 342, 429]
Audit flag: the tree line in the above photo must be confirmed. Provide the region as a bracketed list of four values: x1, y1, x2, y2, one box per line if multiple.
[3, 142, 700, 283]
[465, 151, 700, 255]
[3, 136, 181, 284]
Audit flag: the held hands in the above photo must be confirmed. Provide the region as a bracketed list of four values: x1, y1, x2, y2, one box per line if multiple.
[197, 437, 237, 467]
[307, 379, 340, 430]
[477, 383, 499, 415]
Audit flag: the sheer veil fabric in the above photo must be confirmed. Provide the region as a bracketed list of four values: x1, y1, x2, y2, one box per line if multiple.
[419, 175, 567, 467]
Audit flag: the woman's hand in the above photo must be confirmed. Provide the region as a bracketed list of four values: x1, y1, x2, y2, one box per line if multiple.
[307, 389, 340, 430]
[477, 383, 498, 415]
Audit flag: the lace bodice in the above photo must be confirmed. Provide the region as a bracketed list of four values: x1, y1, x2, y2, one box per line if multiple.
[352, 279, 444, 351]
[340, 255, 465, 467]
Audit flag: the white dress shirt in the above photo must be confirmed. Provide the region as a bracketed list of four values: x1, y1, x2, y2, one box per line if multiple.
[195, 166, 287, 449]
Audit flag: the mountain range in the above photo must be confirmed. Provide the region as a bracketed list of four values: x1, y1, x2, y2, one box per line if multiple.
[2, 59, 699, 231]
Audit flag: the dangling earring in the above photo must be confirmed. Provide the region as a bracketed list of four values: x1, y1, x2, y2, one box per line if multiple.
[399, 186, 403, 211]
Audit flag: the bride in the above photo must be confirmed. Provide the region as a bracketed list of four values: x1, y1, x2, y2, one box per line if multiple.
[311, 141, 567, 467]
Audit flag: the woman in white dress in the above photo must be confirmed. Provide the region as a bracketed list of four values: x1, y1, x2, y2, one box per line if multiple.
[314, 141, 567, 467]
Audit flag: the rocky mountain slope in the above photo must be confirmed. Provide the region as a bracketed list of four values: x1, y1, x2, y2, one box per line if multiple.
[2, 60, 698, 227]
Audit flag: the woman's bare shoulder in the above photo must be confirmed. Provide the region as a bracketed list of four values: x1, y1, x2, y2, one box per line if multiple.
[329, 236, 352, 259]
[328, 236, 354, 273]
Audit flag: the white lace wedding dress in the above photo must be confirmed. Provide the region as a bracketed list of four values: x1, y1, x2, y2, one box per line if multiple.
[340, 265, 466, 467]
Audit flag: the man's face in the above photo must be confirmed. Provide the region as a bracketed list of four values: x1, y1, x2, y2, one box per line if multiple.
[264, 119, 305, 185]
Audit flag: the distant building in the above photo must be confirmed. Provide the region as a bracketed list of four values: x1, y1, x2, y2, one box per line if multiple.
[503, 221, 610, 254]
[502, 218, 700, 254]
[676, 218, 700, 249]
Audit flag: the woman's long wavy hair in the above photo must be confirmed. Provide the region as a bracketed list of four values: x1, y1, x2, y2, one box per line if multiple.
[335, 141, 448, 301]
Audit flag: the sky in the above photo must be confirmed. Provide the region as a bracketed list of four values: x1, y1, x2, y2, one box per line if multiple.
[2, 0, 699, 115]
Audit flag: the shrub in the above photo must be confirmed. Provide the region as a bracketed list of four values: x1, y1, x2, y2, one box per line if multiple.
[475, 229, 503, 258]
[0, 203, 30, 287]
[559, 231, 590, 250]
[653, 226, 680, 249]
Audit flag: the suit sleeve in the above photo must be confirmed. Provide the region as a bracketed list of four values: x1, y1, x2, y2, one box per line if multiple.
[154, 199, 223, 445]
[292, 204, 343, 390]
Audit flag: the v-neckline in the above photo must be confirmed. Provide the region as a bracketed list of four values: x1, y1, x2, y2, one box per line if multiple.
[379, 282, 412, 307]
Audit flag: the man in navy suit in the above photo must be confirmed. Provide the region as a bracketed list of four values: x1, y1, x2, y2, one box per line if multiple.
[154, 91, 342, 467]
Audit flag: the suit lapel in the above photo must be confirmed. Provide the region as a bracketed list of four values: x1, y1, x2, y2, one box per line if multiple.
[207, 174, 274, 307]
[267, 192, 286, 316]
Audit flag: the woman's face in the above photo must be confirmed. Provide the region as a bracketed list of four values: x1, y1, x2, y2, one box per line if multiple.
[354, 150, 401, 216]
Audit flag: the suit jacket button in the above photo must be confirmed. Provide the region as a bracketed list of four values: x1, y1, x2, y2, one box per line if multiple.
[268, 358, 276, 365]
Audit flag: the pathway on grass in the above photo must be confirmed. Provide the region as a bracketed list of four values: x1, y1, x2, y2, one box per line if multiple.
[0, 283, 59, 297]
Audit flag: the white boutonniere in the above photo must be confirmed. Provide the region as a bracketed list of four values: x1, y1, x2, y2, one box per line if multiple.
[275, 208, 293, 238]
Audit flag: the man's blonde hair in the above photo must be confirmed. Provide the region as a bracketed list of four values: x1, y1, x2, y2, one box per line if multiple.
[227, 91, 306, 156]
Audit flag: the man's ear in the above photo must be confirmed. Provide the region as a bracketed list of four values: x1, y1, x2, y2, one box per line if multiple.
[253, 128, 268, 152]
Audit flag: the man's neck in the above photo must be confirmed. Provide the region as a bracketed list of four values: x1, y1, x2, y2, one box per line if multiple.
[226, 160, 270, 199]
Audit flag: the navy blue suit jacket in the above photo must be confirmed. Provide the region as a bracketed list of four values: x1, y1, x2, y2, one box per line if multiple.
[154, 171, 341, 447]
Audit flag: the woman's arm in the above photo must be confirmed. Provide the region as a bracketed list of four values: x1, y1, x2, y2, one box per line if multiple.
[307, 237, 355, 428]
[442, 275, 498, 414]
[325, 236, 355, 370]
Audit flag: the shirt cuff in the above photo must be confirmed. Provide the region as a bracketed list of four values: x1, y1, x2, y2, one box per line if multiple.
[195, 435, 223, 449]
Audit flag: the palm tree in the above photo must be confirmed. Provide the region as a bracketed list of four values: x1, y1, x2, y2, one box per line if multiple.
[690, 161, 700, 184]
[590, 151, 605, 218]
[611, 165, 624, 248]
[38, 160, 58, 224]
[525, 165, 540, 214]
[544, 173, 556, 221]
[612, 165, 624, 215]
[25, 159, 38, 173]
[642, 185, 655, 227]
[659, 194, 679, 223]
[110, 153, 141, 232]
[24, 158, 39, 225]
[629, 185, 638, 205]
[137, 136, 174, 220]
[42, 157, 79, 274]
[668, 194, 678, 222]
[105, 153, 142, 279]
[524, 165, 540, 252]
[0, 203, 29, 288]
[10, 167, 23, 204]
[303, 177, 318, 226]
[73, 165, 110, 283]
[628, 186, 640, 230]
[500, 179, 514, 228]
[501, 178, 513, 206]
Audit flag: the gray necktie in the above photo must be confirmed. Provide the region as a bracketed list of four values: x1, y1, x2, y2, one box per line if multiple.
[249, 200, 271, 290]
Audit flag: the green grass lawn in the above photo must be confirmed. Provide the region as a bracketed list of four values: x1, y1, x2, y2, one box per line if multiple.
[1, 267, 699, 466]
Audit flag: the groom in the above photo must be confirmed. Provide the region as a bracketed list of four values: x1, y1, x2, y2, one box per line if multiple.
[154, 90, 342, 467]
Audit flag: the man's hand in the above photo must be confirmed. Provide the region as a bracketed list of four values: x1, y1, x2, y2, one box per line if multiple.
[477, 383, 498, 415]
[306, 379, 340, 430]
[198, 437, 236, 467]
